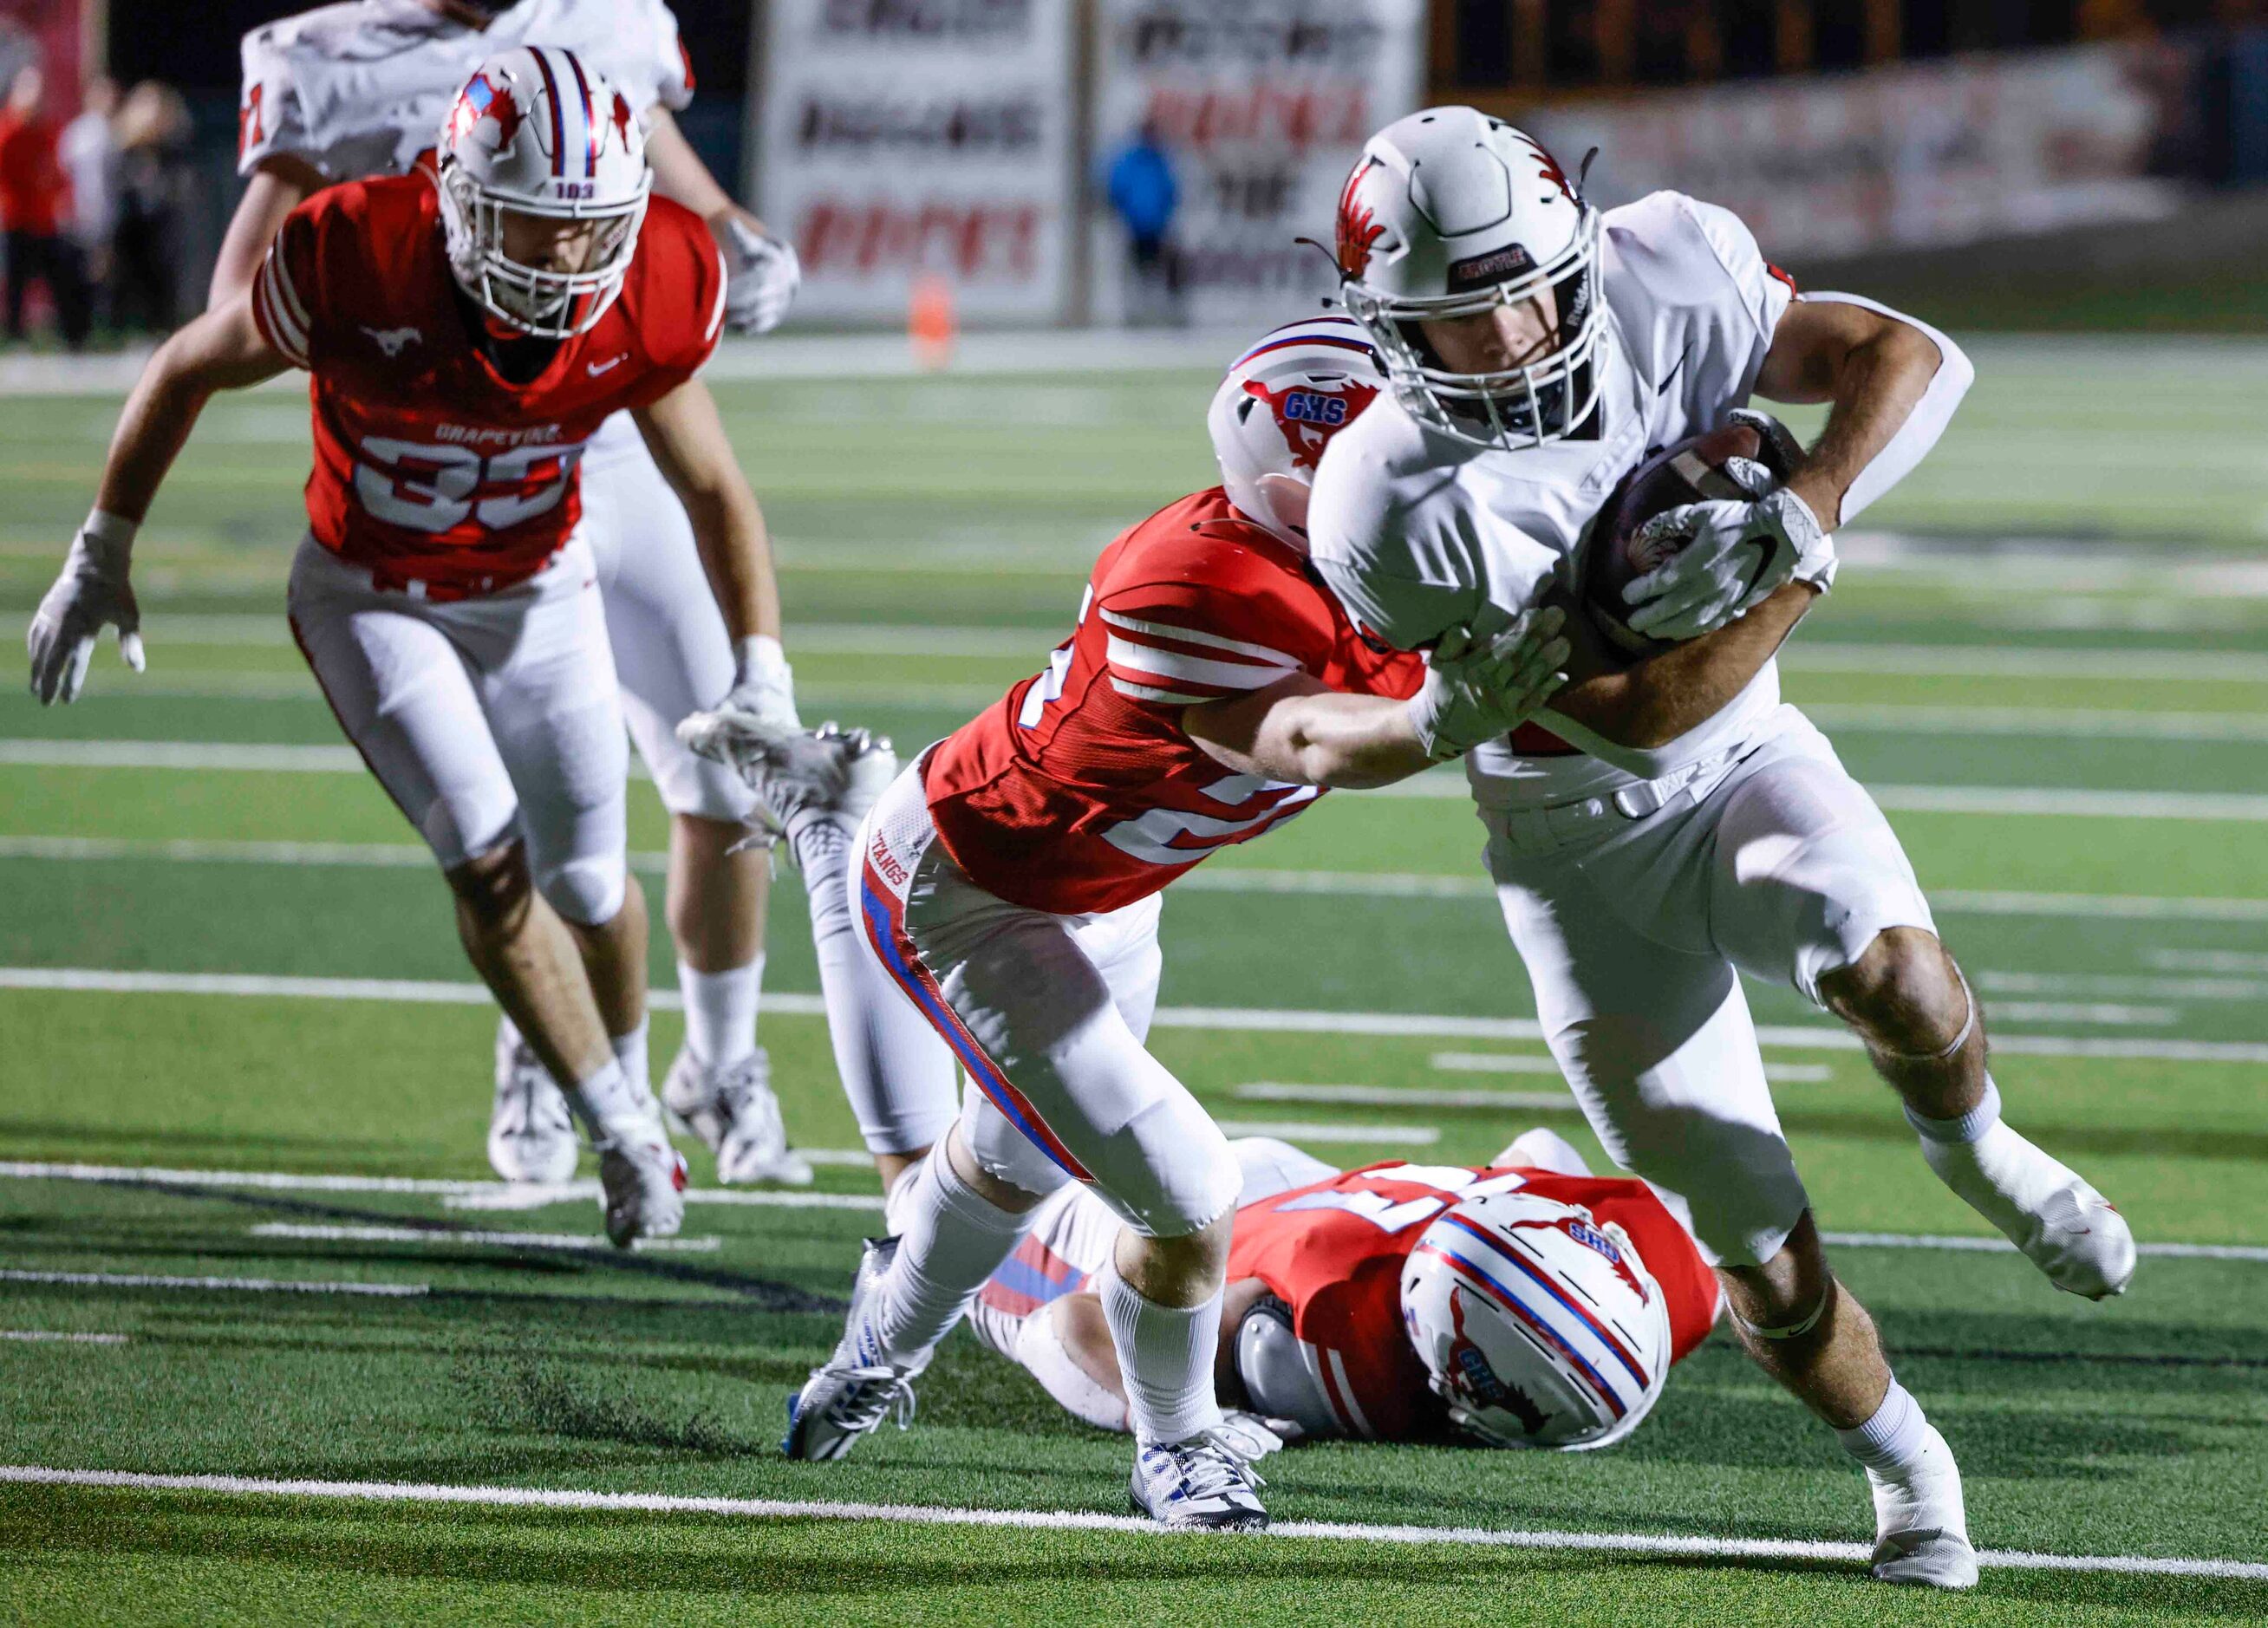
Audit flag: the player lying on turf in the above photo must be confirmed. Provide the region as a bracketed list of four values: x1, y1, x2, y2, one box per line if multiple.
[24, 49, 780, 1249]
[689, 317, 1573, 1531]
[1302, 108, 2140, 1586]
[964, 1130, 1720, 1454]
[212, 0, 834, 1190]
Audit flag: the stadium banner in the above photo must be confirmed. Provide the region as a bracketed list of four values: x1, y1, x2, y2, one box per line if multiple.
[1087, 0, 1428, 329]
[753, 0, 1077, 323]
[1520, 40, 2197, 262]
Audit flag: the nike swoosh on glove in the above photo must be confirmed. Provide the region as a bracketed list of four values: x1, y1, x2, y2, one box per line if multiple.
[1622, 480, 1834, 643]
[28, 521, 144, 705]
[719, 218, 801, 337]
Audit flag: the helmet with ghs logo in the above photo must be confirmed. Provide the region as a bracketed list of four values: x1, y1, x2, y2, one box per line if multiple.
[1207, 315, 1386, 554]
[437, 46, 652, 340]
[1400, 1189, 1672, 1450]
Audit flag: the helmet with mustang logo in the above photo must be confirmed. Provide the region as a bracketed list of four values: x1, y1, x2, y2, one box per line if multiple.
[1334, 106, 1604, 453]
[1400, 1188, 1672, 1449]
[1207, 315, 1387, 554]
[436, 46, 652, 340]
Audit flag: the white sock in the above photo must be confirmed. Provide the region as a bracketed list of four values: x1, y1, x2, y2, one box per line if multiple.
[678, 957, 762, 1071]
[564, 1058, 643, 1140]
[1909, 1076, 2102, 1244]
[1099, 1265, 1223, 1447]
[1836, 1379, 1929, 1478]
[610, 1019, 653, 1104]
[874, 1143, 1033, 1368]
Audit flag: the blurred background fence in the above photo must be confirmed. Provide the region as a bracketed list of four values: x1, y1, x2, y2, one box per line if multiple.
[3, 0, 2265, 340]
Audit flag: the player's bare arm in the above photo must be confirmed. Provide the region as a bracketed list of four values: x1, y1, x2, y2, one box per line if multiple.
[644, 107, 800, 335]
[207, 157, 323, 308]
[28, 294, 289, 704]
[1185, 608, 1570, 788]
[1544, 578, 1815, 749]
[1755, 298, 1957, 531]
[633, 377, 783, 647]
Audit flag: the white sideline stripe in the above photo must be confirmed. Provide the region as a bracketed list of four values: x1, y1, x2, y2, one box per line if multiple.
[1802, 703, 2268, 742]
[1235, 1083, 1573, 1112]
[11, 969, 2268, 1063]
[7, 1160, 2261, 1262]
[1431, 1052, 1835, 1084]
[1213, 1120, 1442, 1146]
[0, 1331, 127, 1345]
[1820, 1232, 2268, 1264]
[0, 1269, 426, 1298]
[246, 1223, 720, 1254]
[2, 1467, 2261, 1580]
[1372, 773, 2268, 821]
[8, 837, 2268, 925]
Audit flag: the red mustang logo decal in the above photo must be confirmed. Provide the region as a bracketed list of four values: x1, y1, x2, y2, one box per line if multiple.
[611, 91, 635, 151]
[1525, 138, 1574, 201]
[1245, 378, 1380, 473]
[1336, 160, 1387, 279]
[448, 72, 523, 151]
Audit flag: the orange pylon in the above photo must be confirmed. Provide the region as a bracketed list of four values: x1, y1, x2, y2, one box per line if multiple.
[909, 273, 956, 371]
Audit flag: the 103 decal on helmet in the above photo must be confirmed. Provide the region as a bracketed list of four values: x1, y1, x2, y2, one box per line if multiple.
[437, 46, 654, 340]
[1333, 106, 1604, 453]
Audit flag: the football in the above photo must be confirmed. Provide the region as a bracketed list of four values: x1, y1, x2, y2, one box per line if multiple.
[1581, 417, 1802, 658]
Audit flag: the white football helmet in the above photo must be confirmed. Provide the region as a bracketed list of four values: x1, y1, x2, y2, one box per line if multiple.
[1401, 1189, 1672, 1450]
[1335, 106, 1603, 452]
[1207, 315, 1387, 553]
[436, 47, 652, 340]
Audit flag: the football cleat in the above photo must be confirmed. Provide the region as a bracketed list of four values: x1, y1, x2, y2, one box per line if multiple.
[1866, 1425, 1978, 1589]
[1919, 1123, 2136, 1299]
[783, 1236, 921, 1462]
[675, 713, 897, 856]
[662, 1046, 814, 1187]
[593, 1116, 688, 1249]
[1128, 1431, 1270, 1532]
[488, 1016, 579, 1185]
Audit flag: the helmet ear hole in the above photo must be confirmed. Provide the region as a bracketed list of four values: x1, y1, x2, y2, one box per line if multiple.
[1236, 395, 1257, 424]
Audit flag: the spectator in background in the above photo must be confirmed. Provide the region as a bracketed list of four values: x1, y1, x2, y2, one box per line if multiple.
[1105, 118, 1183, 327]
[0, 62, 91, 348]
[59, 75, 119, 329]
[110, 79, 190, 335]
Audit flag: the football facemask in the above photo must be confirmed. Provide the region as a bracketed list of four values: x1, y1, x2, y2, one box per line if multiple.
[437, 46, 653, 341]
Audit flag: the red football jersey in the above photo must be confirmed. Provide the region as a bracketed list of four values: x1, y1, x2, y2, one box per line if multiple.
[923, 488, 1425, 915]
[249, 171, 724, 595]
[1227, 1162, 1720, 1442]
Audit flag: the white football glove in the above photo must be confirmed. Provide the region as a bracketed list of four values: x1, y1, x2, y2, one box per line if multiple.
[28, 514, 144, 706]
[717, 218, 800, 336]
[1214, 1410, 1300, 1459]
[721, 635, 802, 738]
[1622, 475, 1834, 644]
[1404, 605, 1569, 762]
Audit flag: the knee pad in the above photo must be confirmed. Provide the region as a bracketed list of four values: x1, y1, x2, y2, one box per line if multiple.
[536, 849, 628, 928]
[1087, 1092, 1242, 1242]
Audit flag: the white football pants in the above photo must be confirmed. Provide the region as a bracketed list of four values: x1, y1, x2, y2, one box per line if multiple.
[852, 759, 1243, 1238]
[1484, 710, 1935, 1268]
[286, 533, 628, 925]
[578, 412, 755, 825]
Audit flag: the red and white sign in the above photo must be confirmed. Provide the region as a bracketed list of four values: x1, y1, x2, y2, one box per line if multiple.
[1088, 0, 1427, 328]
[755, 0, 1076, 322]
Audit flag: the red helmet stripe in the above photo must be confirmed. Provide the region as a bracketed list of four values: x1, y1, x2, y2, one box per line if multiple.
[528, 47, 567, 178]
[564, 49, 598, 178]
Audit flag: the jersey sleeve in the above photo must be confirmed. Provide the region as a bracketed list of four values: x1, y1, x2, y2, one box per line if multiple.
[631, 0, 697, 113]
[249, 197, 326, 372]
[617, 214, 728, 409]
[1092, 545, 1339, 710]
[1607, 191, 1796, 407]
[237, 25, 319, 178]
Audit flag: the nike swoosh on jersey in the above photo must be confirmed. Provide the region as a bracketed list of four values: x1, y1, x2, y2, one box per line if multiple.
[588, 354, 628, 376]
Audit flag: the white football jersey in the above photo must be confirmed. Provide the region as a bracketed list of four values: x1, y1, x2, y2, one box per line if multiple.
[238, 0, 694, 183]
[1307, 190, 1800, 808]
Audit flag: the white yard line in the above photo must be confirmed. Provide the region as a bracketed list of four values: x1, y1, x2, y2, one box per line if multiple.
[8, 1160, 2262, 1261]
[0, 1268, 427, 1298]
[1234, 1083, 1571, 1112]
[1979, 970, 2268, 1002]
[9, 835, 2268, 924]
[246, 1223, 720, 1254]
[1778, 644, 2268, 683]
[1, 1465, 2260, 1580]
[1978, 1000, 2178, 1027]
[1431, 1052, 1835, 1084]
[9, 968, 2268, 1063]
[0, 1331, 127, 1345]
[1801, 703, 2268, 742]
[2151, 948, 2268, 974]
[1369, 773, 2268, 821]
[1212, 1120, 1441, 1146]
